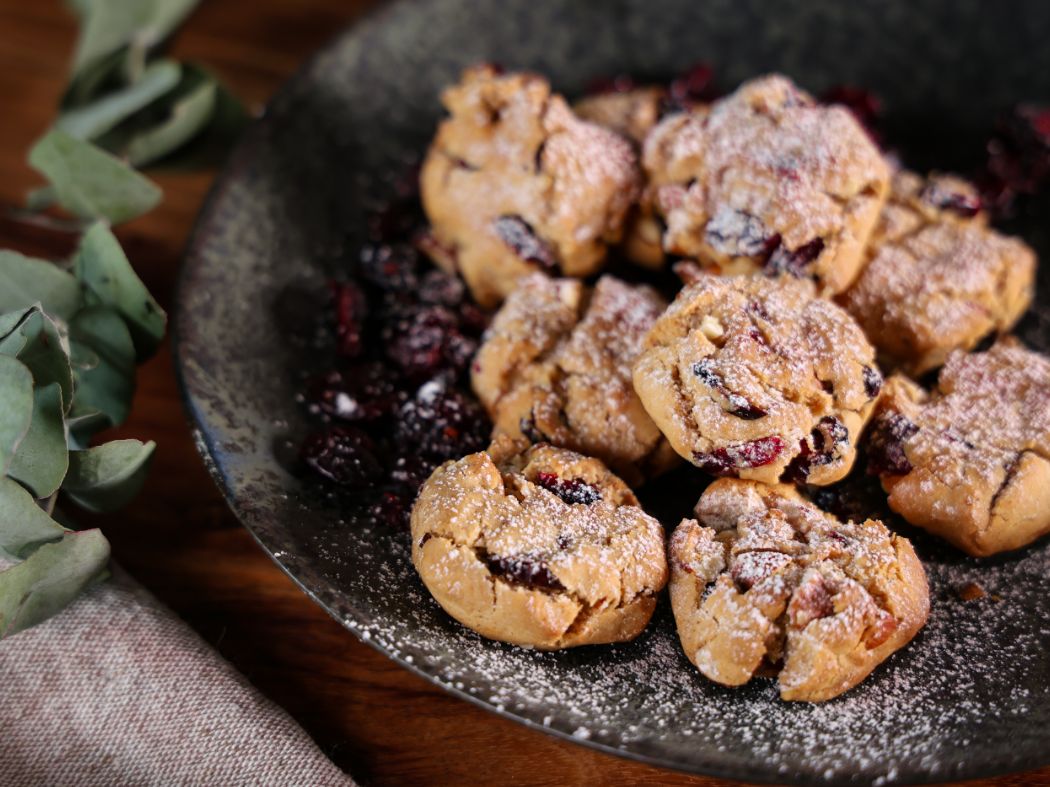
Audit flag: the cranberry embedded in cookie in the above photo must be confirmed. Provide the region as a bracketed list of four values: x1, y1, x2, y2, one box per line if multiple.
[472, 273, 679, 484]
[410, 437, 668, 649]
[632, 274, 882, 485]
[868, 339, 1050, 557]
[641, 74, 890, 293]
[419, 65, 642, 307]
[840, 170, 1036, 376]
[668, 479, 929, 702]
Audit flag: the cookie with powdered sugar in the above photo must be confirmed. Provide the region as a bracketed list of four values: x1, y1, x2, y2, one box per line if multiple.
[840, 170, 1035, 375]
[472, 273, 678, 484]
[642, 74, 890, 293]
[419, 65, 641, 308]
[668, 478, 929, 702]
[411, 437, 667, 649]
[868, 338, 1050, 557]
[633, 274, 883, 486]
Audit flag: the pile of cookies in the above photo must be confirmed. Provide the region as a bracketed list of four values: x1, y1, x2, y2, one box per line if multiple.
[408, 66, 1049, 702]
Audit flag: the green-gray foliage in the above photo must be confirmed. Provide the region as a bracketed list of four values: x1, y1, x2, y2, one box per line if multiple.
[0, 0, 245, 639]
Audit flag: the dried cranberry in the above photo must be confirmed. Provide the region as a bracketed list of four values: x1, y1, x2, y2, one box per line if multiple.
[300, 425, 384, 487]
[492, 215, 557, 271]
[390, 454, 436, 488]
[979, 104, 1050, 218]
[418, 269, 466, 307]
[534, 472, 602, 505]
[920, 181, 982, 218]
[585, 73, 636, 95]
[306, 363, 404, 422]
[821, 85, 882, 139]
[485, 553, 564, 591]
[866, 412, 919, 476]
[367, 196, 422, 243]
[692, 359, 767, 419]
[765, 238, 825, 278]
[384, 305, 476, 380]
[330, 281, 367, 358]
[668, 63, 718, 105]
[704, 209, 779, 259]
[396, 378, 489, 460]
[862, 365, 883, 399]
[359, 243, 421, 292]
[694, 435, 785, 476]
[782, 417, 848, 483]
[370, 491, 409, 528]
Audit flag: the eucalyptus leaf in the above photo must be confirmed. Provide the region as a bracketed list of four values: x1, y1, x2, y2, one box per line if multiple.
[28, 130, 162, 225]
[0, 478, 66, 561]
[128, 70, 217, 168]
[0, 528, 109, 639]
[25, 186, 58, 213]
[65, 409, 112, 451]
[0, 356, 34, 476]
[7, 383, 69, 499]
[63, 439, 155, 513]
[57, 60, 182, 141]
[62, 47, 129, 110]
[69, 306, 136, 429]
[0, 308, 75, 413]
[71, 0, 199, 78]
[0, 251, 81, 321]
[148, 82, 248, 171]
[75, 223, 166, 358]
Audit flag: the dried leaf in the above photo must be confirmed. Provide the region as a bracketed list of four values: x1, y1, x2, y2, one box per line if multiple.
[0, 529, 110, 639]
[68, 306, 136, 430]
[28, 130, 162, 225]
[127, 68, 217, 167]
[71, 0, 200, 79]
[0, 356, 34, 476]
[0, 307, 74, 412]
[0, 478, 66, 561]
[57, 60, 182, 141]
[6, 383, 68, 499]
[75, 222, 166, 358]
[63, 439, 155, 513]
[0, 251, 81, 322]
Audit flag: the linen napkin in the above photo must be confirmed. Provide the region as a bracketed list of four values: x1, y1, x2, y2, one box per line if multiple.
[0, 567, 354, 787]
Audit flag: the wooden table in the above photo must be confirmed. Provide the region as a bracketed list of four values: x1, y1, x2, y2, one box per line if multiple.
[1, 3, 1048, 785]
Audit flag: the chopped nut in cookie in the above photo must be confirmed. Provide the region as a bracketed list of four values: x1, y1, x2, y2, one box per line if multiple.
[868, 339, 1050, 557]
[641, 75, 890, 294]
[840, 170, 1036, 376]
[410, 437, 668, 649]
[668, 479, 929, 701]
[473, 273, 679, 484]
[419, 65, 642, 307]
[633, 274, 882, 485]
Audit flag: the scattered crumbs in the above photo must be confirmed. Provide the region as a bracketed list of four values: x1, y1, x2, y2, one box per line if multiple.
[956, 581, 987, 602]
[572, 727, 592, 740]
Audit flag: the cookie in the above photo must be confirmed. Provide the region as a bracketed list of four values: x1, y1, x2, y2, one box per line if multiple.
[419, 65, 641, 307]
[840, 170, 1035, 375]
[472, 273, 678, 484]
[868, 339, 1050, 557]
[411, 437, 668, 648]
[668, 479, 929, 702]
[642, 75, 890, 294]
[633, 274, 882, 485]
[573, 86, 667, 145]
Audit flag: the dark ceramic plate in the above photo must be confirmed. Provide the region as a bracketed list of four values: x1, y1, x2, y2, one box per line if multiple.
[175, 1, 1050, 783]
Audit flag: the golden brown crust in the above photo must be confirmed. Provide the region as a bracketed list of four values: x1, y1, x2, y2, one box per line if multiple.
[668, 479, 929, 702]
[411, 438, 668, 649]
[573, 86, 667, 145]
[420, 65, 642, 307]
[641, 75, 890, 294]
[841, 170, 1036, 375]
[472, 274, 678, 484]
[632, 274, 881, 485]
[872, 339, 1050, 556]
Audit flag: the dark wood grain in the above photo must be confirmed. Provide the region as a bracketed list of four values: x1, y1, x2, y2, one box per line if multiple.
[1, 3, 1048, 785]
